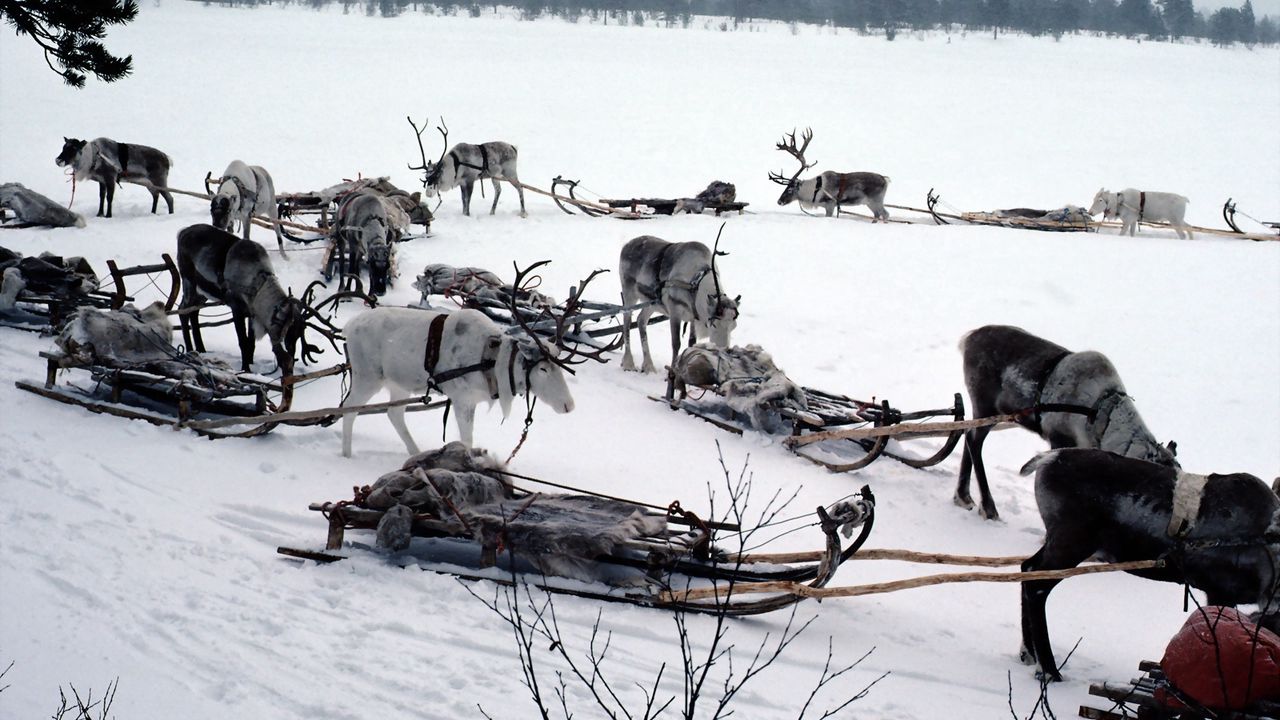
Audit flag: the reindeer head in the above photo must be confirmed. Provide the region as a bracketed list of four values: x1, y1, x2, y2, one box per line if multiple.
[209, 192, 238, 232]
[55, 137, 87, 168]
[703, 223, 740, 347]
[769, 127, 816, 206]
[512, 337, 575, 415]
[408, 115, 450, 195]
[1088, 188, 1115, 218]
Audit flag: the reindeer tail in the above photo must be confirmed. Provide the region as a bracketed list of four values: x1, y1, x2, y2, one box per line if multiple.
[1019, 450, 1062, 477]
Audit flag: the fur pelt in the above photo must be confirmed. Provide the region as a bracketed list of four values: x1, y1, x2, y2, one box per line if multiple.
[675, 344, 807, 433]
[364, 443, 512, 514]
[0, 248, 99, 298]
[0, 183, 85, 228]
[413, 263, 554, 308]
[57, 302, 173, 365]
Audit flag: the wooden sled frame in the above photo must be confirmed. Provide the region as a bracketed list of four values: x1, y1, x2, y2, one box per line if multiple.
[1, 253, 180, 333]
[13, 351, 439, 439]
[1079, 659, 1280, 719]
[663, 377, 969, 472]
[281, 485, 878, 617]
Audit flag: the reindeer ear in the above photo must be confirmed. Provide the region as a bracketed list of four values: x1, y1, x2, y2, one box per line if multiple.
[734, 294, 741, 303]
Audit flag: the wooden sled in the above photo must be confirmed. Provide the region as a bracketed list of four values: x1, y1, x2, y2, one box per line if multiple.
[0, 254, 179, 333]
[13, 350, 437, 439]
[597, 197, 749, 216]
[1079, 660, 1280, 720]
[281, 481, 878, 617]
[661, 381, 971, 472]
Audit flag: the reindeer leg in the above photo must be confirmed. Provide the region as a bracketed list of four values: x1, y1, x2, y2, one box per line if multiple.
[636, 306, 656, 374]
[966, 426, 1000, 520]
[512, 177, 527, 218]
[1021, 541, 1091, 682]
[233, 313, 254, 372]
[667, 321, 683, 394]
[621, 301, 638, 372]
[149, 187, 160, 214]
[461, 180, 473, 217]
[955, 432, 977, 510]
[340, 373, 381, 458]
[161, 184, 174, 214]
[489, 177, 501, 215]
[454, 401, 476, 448]
[385, 384, 421, 456]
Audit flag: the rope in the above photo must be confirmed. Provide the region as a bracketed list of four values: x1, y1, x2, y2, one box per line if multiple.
[65, 168, 77, 209]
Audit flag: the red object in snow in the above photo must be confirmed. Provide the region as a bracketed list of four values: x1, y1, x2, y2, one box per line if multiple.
[1159, 606, 1280, 711]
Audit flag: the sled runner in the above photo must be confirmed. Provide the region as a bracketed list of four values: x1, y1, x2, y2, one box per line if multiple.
[279, 442, 878, 616]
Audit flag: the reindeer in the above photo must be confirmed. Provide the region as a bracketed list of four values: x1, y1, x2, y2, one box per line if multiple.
[176, 223, 344, 376]
[1089, 188, 1192, 239]
[55, 137, 174, 218]
[618, 234, 740, 378]
[408, 116, 527, 217]
[209, 160, 286, 257]
[332, 190, 394, 296]
[1018, 448, 1280, 681]
[956, 325, 1178, 520]
[341, 261, 611, 456]
[769, 128, 889, 221]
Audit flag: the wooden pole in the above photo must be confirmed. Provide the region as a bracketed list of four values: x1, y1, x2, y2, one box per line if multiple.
[660, 559, 1164, 603]
[181, 396, 447, 430]
[124, 181, 327, 234]
[738, 547, 1028, 567]
[514, 182, 646, 219]
[784, 412, 1024, 448]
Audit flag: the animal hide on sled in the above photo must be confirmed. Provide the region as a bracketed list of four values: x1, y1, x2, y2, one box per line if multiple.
[0, 247, 99, 310]
[57, 302, 174, 365]
[413, 263, 555, 309]
[365, 442, 666, 583]
[0, 183, 86, 228]
[674, 180, 737, 214]
[994, 205, 1091, 224]
[674, 344, 807, 433]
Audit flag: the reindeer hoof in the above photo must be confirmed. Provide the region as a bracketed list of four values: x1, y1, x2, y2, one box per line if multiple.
[641, 363, 656, 374]
[1018, 645, 1035, 666]
[953, 493, 974, 510]
[1034, 669, 1063, 683]
[979, 505, 1001, 521]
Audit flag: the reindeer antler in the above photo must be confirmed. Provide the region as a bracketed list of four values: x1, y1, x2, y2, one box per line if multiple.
[407, 116, 431, 176]
[771, 127, 816, 185]
[504, 261, 621, 375]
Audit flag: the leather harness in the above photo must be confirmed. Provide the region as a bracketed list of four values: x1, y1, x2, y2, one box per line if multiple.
[422, 314, 506, 399]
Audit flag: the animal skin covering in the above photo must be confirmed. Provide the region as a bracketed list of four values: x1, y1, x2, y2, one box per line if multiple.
[366, 442, 666, 582]
[1167, 471, 1209, 537]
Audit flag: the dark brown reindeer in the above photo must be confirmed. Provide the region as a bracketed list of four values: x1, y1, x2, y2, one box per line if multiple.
[1019, 449, 1280, 681]
[408, 116, 527, 217]
[956, 325, 1178, 520]
[176, 224, 355, 376]
[769, 128, 889, 220]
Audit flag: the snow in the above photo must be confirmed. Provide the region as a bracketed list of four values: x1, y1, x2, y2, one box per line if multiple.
[1, 3, 1278, 718]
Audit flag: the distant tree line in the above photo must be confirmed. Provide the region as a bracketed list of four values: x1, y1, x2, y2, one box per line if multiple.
[211, 0, 1277, 45]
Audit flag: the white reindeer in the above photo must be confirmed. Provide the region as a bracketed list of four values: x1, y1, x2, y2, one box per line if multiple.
[209, 160, 286, 257]
[340, 307, 575, 457]
[1089, 188, 1192, 239]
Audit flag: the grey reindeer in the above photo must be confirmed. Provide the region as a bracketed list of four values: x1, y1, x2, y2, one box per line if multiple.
[619, 234, 740, 382]
[176, 224, 344, 376]
[332, 190, 394, 296]
[55, 137, 174, 218]
[955, 324, 1178, 520]
[768, 128, 889, 221]
[408, 116, 527, 217]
